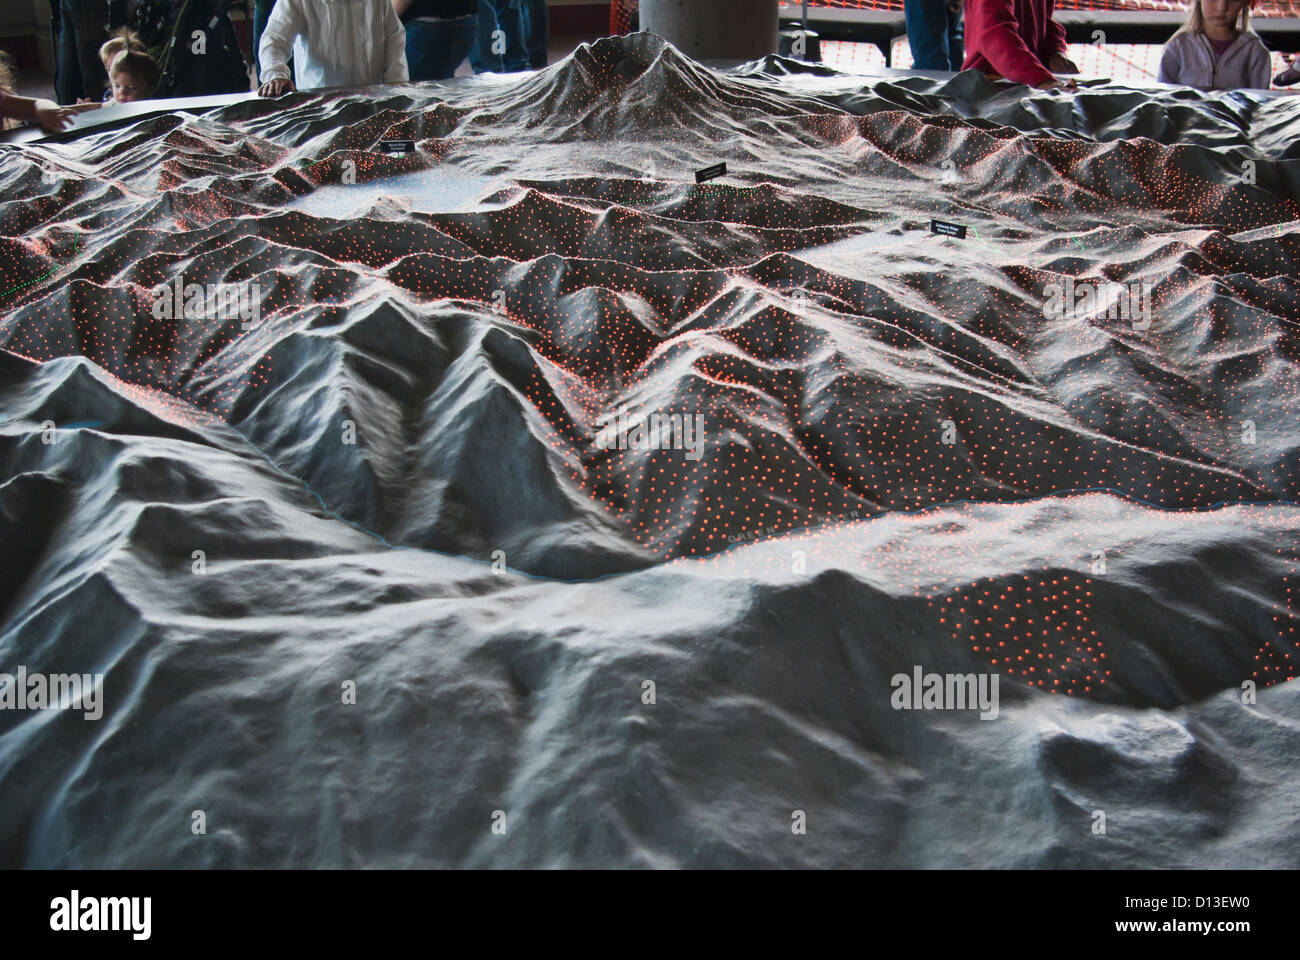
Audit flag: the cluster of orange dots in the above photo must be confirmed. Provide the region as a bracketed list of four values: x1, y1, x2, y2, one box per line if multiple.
[1260, 573, 1298, 687]
[933, 573, 1108, 694]
[0, 44, 1295, 571]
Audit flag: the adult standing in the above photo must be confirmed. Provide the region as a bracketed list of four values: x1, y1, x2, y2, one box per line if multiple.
[961, 0, 1077, 88]
[56, 0, 111, 103]
[904, 0, 964, 72]
[257, 0, 408, 93]
[469, 0, 528, 72]
[395, 0, 478, 80]
[519, 0, 548, 69]
[253, 0, 279, 65]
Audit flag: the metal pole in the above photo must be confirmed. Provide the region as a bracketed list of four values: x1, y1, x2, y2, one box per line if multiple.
[640, 0, 779, 61]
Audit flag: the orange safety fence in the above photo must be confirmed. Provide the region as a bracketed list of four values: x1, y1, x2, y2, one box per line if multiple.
[611, 0, 636, 35]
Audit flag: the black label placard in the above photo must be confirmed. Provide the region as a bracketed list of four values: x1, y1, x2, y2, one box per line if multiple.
[379, 140, 416, 154]
[930, 219, 968, 239]
[695, 163, 727, 183]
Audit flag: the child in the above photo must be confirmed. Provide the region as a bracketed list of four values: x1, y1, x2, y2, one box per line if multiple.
[258, 0, 409, 96]
[98, 29, 160, 104]
[961, 0, 1079, 89]
[0, 49, 99, 132]
[1157, 0, 1271, 90]
[99, 29, 141, 78]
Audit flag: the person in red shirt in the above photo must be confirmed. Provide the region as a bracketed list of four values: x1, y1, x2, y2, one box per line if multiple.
[961, 0, 1079, 89]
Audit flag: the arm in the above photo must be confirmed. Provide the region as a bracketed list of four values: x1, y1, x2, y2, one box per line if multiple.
[1247, 42, 1272, 90]
[1, 93, 99, 132]
[1040, 0, 1075, 73]
[383, 1, 410, 82]
[1156, 42, 1179, 84]
[1044, 0, 1068, 58]
[392, 0, 413, 15]
[258, 0, 305, 85]
[967, 0, 1057, 87]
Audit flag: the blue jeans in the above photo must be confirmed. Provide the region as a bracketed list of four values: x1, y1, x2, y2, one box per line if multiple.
[253, 0, 276, 59]
[904, 0, 963, 72]
[405, 15, 479, 81]
[470, 0, 530, 73]
[56, 0, 109, 104]
[519, 0, 548, 69]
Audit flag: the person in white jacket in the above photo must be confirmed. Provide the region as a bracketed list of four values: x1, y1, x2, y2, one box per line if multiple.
[258, 0, 409, 96]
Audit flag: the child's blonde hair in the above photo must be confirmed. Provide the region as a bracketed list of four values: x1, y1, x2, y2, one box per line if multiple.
[109, 50, 161, 95]
[101, 28, 160, 98]
[99, 27, 147, 70]
[0, 50, 16, 131]
[1174, 0, 1253, 38]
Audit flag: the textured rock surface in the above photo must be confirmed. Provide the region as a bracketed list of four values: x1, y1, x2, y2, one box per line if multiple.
[0, 34, 1297, 867]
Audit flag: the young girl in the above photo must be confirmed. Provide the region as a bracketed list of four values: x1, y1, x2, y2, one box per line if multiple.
[1158, 0, 1272, 90]
[0, 50, 99, 133]
[97, 29, 160, 104]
